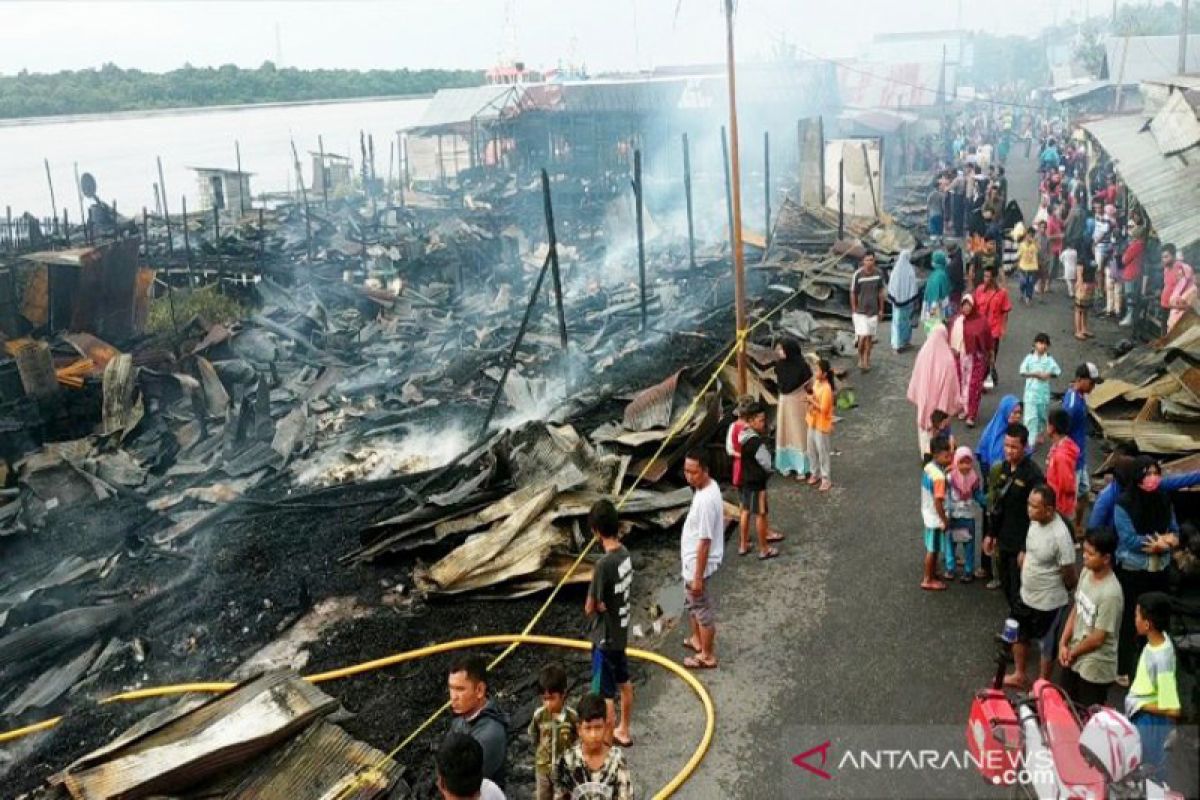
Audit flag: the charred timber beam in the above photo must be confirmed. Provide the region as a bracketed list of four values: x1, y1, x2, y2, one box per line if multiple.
[157, 156, 174, 254]
[479, 252, 553, 440]
[682, 133, 696, 269]
[634, 149, 647, 332]
[541, 169, 568, 352]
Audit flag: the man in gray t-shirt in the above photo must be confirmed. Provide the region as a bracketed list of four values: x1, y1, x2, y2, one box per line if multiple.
[1059, 527, 1122, 707]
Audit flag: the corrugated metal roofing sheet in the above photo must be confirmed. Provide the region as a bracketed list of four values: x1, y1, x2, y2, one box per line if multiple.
[837, 61, 949, 109]
[1051, 79, 1111, 103]
[1084, 115, 1200, 252]
[1149, 89, 1200, 155]
[227, 721, 401, 800]
[409, 84, 525, 134]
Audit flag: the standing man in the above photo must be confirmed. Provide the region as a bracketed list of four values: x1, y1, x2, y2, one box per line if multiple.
[447, 655, 511, 789]
[850, 251, 885, 373]
[1063, 363, 1100, 538]
[983, 424, 1043, 611]
[1005, 485, 1078, 689]
[927, 177, 945, 240]
[973, 264, 1012, 387]
[585, 499, 634, 747]
[1059, 527, 1123, 707]
[680, 449, 726, 670]
[437, 734, 507, 800]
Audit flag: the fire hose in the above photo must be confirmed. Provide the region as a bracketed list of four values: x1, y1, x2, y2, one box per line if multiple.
[1, 253, 845, 795]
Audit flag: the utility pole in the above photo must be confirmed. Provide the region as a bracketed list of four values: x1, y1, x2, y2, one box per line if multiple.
[724, 0, 747, 394]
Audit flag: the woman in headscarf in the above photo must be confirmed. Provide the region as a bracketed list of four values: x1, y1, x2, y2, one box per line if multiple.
[773, 337, 813, 481]
[922, 250, 951, 326]
[1165, 261, 1196, 332]
[1113, 456, 1180, 681]
[906, 323, 963, 457]
[887, 249, 920, 354]
[975, 395, 1024, 587]
[948, 294, 993, 427]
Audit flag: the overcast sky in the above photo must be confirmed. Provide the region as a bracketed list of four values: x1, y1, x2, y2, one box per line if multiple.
[1, 0, 1087, 76]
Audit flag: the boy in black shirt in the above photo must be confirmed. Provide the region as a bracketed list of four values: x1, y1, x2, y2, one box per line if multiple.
[982, 423, 1044, 612]
[585, 499, 634, 747]
[738, 402, 779, 560]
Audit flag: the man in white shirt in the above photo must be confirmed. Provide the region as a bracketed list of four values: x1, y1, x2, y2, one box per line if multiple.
[680, 449, 726, 670]
[1005, 484, 1078, 689]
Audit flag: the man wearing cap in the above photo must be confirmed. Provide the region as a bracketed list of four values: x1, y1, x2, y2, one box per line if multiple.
[1063, 364, 1101, 539]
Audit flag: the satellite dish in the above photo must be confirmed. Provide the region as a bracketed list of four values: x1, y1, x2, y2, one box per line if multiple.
[80, 172, 97, 200]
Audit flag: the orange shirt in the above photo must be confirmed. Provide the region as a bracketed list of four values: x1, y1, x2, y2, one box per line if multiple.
[806, 379, 834, 433]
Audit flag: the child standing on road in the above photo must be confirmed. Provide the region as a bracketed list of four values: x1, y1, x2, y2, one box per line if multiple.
[805, 358, 836, 492]
[1018, 228, 1040, 304]
[738, 403, 780, 559]
[528, 663, 578, 800]
[921, 436, 954, 591]
[1125, 593, 1182, 780]
[1019, 333, 1062, 447]
[726, 396, 753, 555]
[553, 693, 634, 800]
[945, 446, 986, 583]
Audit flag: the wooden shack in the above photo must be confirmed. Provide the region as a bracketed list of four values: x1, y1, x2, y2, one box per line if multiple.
[190, 167, 253, 215]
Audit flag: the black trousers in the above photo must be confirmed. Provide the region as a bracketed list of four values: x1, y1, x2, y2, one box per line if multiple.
[998, 548, 1022, 615]
[1114, 565, 1170, 677]
[1060, 668, 1112, 708]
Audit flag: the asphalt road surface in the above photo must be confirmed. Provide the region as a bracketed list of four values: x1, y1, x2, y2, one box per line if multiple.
[626, 149, 1127, 799]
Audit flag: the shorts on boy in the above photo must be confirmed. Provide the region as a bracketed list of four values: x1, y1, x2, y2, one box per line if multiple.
[739, 486, 768, 517]
[852, 313, 878, 340]
[1013, 599, 1066, 658]
[590, 647, 629, 699]
[685, 574, 718, 629]
[923, 527, 944, 555]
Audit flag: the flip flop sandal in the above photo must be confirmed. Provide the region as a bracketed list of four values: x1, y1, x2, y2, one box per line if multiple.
[613, 735, 635, 747]
[684, 656, 718, 670]
[921, 581, 948, 591]
[738, 545, 752, 556]
[766, 533, 785, 543]
[682, 639, 701, 653]
[759, 548, 780, 560]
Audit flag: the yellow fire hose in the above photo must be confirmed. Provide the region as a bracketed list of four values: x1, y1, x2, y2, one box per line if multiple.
[0, 635, 714, 799]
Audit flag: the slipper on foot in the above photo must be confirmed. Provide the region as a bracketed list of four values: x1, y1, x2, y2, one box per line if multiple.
[759, 547, 780, 561]
[920, 580, 947, 591]
[683, 655, 718, 670]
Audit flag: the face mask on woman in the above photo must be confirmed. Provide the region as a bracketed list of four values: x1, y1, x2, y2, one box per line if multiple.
[1140, 473, 1162, 492]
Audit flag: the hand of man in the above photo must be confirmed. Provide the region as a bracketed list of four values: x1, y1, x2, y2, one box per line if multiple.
[1058, 643, 1072, 668]
[688, 578, 704, 596]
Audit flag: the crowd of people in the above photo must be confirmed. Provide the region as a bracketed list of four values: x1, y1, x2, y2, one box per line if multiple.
[429, 115, 1198, 800]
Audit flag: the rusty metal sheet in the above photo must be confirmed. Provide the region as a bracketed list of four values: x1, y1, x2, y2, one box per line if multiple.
[622, 370, 684, 432]
[226, 722, 401, 800]
[57, 670, 338, 800]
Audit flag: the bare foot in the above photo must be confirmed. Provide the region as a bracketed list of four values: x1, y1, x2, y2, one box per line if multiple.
[1002, 673, 1028, 690]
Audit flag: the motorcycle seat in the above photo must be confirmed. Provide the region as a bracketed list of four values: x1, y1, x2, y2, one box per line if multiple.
[1034, 679, 1107, 792]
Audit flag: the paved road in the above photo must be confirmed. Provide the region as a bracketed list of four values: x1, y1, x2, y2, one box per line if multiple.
[627, 150, 1123, 799]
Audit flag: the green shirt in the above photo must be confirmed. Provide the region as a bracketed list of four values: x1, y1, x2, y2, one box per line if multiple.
[1067, 568, 1122, 685]
[528, 705, 579, 775]
[1125, 637, 1182, 717]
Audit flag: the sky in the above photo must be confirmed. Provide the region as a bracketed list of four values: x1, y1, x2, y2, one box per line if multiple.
[0, 0, 1087, 77]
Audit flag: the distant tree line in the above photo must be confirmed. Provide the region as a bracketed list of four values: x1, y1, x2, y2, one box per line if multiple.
[0, 62, 483, 119]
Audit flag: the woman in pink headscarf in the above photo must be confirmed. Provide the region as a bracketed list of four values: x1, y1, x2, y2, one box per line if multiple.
[907, 324, 963, 457]
[1166, 261, 1197, 332]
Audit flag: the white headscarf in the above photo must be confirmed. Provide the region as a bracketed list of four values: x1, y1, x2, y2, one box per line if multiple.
[887, 249, 919, 306]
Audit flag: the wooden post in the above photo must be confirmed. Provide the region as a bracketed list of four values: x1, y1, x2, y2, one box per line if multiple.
[724, 0, 748, 393]
[437, 134, 446, 188]
[838, 159, 845, 241]
[213, 204, 223, 294]
[157, 156, 174, 254]
[44, 159, 58, 238]
[633, 150, 648, 332]
[398, 132, 407, 208]
[1181, 0, 1191, 75]
[387, 139, 395, 203]
[153, 182, 162, 217]
[290, 138, 315, 261]
[4, 206, 11, 253]
[721, 126, 734, 252]
[763, 130, 771, 249]
[682, 132, 696, 268]
[142, 208, 149, 258]
[317, 135, 330, 211]
[62, 208, 69, 246]
[541, 169, 568, 352]
[182, 195, 195, 287]
[258, 208, 265, 277]
[235, 140, 245, 215]
[73, 162, 86, 235]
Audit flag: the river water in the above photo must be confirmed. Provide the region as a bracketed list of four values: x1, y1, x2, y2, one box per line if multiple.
[0, 96, 429, 221]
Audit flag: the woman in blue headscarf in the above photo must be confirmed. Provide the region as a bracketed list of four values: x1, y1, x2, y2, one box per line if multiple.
[975, 394, 1024, 587]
